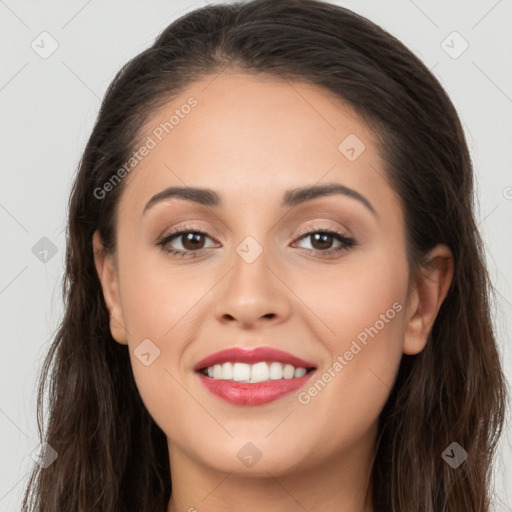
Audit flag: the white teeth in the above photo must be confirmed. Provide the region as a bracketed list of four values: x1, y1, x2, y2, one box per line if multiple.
[232, 362, 251, 381]
[250, 362, 270, 383]
[213, 364, 223, 379]
[202, 361, 311, 382]
[269, 361, 283, 380]
[222, 362, 233, 380]
[294, 367, 307, 378]
[283, 364, 295, 379]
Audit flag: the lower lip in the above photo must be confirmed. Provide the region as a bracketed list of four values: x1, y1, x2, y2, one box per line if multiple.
[196, 371, 316, 405]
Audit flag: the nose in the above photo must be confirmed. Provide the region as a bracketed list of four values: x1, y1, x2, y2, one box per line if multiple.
[213, 247, 292, 329]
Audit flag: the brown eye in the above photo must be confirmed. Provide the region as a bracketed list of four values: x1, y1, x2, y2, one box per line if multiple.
[308, 232, 336, 251]
[157, 226, 218, 258]
[294, 228, 356, 256]
[180, 232, 207, 251]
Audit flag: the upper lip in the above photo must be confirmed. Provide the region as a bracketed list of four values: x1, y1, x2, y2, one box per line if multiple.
[193, 346, 317, 372]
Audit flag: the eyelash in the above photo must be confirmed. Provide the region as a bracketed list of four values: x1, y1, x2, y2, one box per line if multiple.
[156, 223, 357, 259]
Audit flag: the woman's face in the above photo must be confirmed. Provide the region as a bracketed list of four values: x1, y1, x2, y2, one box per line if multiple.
[94, 72, 439, 479]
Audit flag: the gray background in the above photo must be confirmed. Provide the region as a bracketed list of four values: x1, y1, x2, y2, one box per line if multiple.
[1, 0, 511, 510]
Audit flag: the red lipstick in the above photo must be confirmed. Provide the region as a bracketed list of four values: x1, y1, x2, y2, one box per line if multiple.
[193, 347, 317, 406]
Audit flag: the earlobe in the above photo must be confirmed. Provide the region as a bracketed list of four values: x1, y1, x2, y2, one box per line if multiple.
[92, 231, 129, 345]
[403, 245, 454, 355]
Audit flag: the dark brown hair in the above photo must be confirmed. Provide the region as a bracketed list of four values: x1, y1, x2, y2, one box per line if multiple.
[22, 0, 507, 511]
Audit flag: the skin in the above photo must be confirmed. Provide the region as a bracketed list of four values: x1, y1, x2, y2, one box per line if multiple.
[93, 71, 453, 512]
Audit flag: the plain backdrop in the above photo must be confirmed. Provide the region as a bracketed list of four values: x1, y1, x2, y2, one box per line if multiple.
[1, 0, 511, 510]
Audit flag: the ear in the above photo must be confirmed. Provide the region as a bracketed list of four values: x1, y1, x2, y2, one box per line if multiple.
[403, 244, 454, 355]
[92, 230, 128, 345]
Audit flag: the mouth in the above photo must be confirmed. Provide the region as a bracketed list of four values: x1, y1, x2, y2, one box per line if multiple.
[193, 346, 317, 405]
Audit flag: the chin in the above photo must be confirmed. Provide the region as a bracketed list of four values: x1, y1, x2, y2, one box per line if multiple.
[193, 439, 312, 477]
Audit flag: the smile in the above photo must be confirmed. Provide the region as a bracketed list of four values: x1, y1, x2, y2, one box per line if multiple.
[193, 346, 317, 405]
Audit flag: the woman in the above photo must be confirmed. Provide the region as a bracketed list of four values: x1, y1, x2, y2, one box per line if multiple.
[22, 0, 507, 510]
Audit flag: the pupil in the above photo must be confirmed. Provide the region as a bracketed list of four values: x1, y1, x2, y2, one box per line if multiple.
[183, 233, 204, 250]
[312, 233, 332, 250]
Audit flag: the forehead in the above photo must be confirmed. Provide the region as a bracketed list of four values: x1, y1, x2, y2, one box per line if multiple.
[118, 72, 400, 223]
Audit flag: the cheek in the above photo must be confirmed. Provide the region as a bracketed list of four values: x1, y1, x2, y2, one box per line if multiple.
[116, 240, 206, 339]
[116, 244, 233, 435]
[300, 319, 404, 464]
[128, 353, 198, 446]
[288, 245, 407, 352]
[288, 251, 407, 444]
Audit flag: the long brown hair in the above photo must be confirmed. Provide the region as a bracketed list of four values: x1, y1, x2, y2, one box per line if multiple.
[22, 1, 507, 510]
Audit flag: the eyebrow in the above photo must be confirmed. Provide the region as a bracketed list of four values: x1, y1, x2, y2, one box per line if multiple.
[142, 182, 377, 217]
